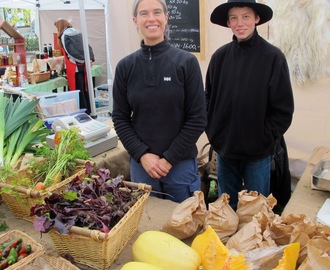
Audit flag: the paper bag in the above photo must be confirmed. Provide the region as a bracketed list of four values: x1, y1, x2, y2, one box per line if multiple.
[204, 193, 239, 244]
[161, 191, 207, 240]
[236, 190, 277, 229]
[298, 238, 330, 270]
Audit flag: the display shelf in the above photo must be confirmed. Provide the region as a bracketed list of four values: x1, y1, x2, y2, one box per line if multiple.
[0, 20, 27, 82]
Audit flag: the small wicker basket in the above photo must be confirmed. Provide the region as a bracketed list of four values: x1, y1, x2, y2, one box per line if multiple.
[25, 254, 80, 270]
[0, 164, 87, 222]
[27, 71, 50, 84]
[49, 182, 150, 270]
[0, 230, 44, 270]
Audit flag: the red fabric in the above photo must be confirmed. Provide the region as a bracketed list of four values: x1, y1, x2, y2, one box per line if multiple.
[61, 48, 76, 91]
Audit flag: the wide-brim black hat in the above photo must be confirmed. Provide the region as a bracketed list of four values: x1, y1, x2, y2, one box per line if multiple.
[211, 0, 273, 27]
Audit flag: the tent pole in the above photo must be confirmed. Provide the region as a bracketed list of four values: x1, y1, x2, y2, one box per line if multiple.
[104, 0, 113, 114]
[78, 0, 96, 117]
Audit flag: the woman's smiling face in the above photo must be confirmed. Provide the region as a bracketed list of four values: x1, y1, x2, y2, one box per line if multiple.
[133, 0, 168, 46]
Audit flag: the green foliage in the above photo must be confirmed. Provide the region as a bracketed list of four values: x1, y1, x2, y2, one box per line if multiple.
[25, 34, 39, 52]
[3, 8, 31, 27]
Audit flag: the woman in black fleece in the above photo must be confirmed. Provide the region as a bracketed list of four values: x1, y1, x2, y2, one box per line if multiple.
[112, 0, 207, 203]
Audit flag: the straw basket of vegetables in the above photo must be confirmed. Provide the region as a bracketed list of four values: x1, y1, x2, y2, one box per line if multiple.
[31, 162, 151, 270]
[0, 94, 92, 221]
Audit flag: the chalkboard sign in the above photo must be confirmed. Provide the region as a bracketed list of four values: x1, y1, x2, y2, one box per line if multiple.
[167, 0, 205, 58]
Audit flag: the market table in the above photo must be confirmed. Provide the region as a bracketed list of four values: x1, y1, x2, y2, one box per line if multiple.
[282, 146, 330, 220]
[23, 76, 68, 93]
[21, 65, 103, 93]
[2, 145, 330, 269]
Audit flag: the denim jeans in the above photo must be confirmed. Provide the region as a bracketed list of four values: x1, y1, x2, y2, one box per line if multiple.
[130, 157, 201, 203]
[216, 154, 272, 210]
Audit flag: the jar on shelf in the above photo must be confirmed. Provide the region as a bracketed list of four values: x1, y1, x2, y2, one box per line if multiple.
[8, 54, 13, 65]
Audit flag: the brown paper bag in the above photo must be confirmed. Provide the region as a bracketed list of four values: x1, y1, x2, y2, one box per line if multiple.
[204, 193, 239, 244]
[236, 190, 277, 229]
[270, 214, 326, 265]
[225, 214, 263, 252]
[298, 238, 330, 270]
[161, 191, 207, 239]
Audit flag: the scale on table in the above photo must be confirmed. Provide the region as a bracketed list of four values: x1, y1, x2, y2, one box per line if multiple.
[46, 113, 118, 157]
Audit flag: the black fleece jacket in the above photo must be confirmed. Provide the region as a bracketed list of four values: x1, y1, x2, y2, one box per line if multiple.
[112, 39, 207, 166]
[205, 30, 294, 160]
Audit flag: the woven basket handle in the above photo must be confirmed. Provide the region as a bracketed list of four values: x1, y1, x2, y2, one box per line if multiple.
[67, 226, 107, 241]
[122, 180, 152, 191]
[0, 182, 41, 198]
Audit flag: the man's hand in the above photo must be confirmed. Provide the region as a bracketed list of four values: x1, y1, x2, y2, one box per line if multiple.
[140, 153, 172, 178]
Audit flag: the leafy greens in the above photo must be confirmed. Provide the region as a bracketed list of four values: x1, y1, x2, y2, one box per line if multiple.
[30, 161, 145, 234]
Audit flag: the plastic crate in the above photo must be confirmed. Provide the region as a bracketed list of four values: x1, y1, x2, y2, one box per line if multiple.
[32, 90, 81, 118]
[94, 84, 112, 114]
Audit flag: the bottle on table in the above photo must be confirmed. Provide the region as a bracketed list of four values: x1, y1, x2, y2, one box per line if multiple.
[43, 44, 48, 59]
[48, 43, 53, 58]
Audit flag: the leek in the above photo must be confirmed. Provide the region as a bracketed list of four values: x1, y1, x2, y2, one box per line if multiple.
[0, 91, 7, 167]
[9, 117, 50, 167]
[4, 96, 39, 140]
[0, 93, 50, 169]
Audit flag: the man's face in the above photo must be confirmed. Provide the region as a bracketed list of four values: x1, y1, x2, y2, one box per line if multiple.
[227, 6, 260, 42]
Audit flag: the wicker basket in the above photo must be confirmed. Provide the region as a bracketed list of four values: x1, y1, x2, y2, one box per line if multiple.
[0, 166, 87, 222]
[25, 254, 80, 270]
[27, 71, 50, 84]
[49, 182, 150, 270]
[0, 230, 44, 270]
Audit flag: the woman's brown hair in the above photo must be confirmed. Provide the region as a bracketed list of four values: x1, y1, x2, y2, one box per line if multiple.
[54, 18, 72, 48]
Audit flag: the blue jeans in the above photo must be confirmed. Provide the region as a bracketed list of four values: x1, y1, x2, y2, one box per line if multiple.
[130, 157, 201, 203]
[217, 154, 272, 210]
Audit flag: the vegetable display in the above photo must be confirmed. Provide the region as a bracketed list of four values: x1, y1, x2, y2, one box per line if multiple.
[31, 161, 146, 234]
[27, 127, 91, 188]
[0, 91, 51, 169]
[0, 237, 33, 269]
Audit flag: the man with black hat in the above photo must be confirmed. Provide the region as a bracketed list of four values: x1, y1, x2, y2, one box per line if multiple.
[205, 0, 294, 210]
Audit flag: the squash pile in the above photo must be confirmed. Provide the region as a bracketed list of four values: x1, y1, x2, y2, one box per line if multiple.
[121, 227, 300, 270]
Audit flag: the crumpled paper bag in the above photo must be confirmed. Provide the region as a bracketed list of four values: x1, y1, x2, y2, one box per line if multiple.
[161, 191, 207, 239]
[204, 193, 239, 244]
[268, 213, 330, 265]
[226, 211, 277, 252]
[236, 190, 277, 229]
[298, 238, 330, 270]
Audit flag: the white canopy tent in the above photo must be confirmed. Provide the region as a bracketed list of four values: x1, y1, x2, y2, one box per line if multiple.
[0, 0, 112, 117]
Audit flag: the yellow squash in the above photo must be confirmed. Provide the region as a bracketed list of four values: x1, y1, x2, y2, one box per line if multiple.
[121, 261, 166, 270]
[191, 225, 251, 270]
[273, 242, 300, 270]
[191, 225, 230, 270]
[132, 230, 202, 270]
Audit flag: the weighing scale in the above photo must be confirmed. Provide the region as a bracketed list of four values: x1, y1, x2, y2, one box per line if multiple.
[46, 113, 118, 157]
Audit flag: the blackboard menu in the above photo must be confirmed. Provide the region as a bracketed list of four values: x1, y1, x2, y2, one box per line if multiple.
[167, 0, 201, 53]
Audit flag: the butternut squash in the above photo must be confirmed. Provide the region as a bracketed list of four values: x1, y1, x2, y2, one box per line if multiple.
[132, 230, 202, 270]
[273, 242, 300, 270]
[191, 225, 230, 270]
[121, 261, 166, 270]
[191, 226, 251, 270]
